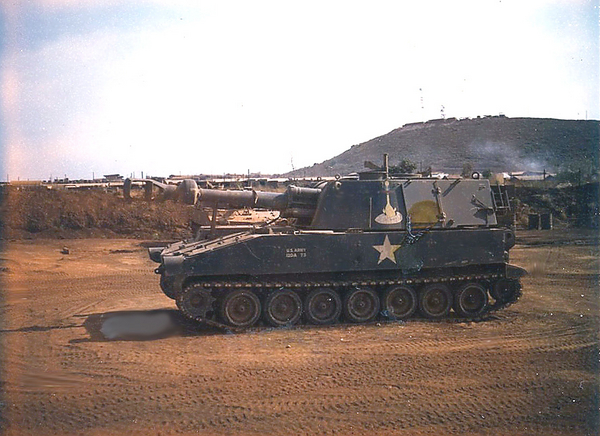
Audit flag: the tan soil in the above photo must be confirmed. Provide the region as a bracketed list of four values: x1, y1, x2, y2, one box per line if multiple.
[1, 230, 598, 436]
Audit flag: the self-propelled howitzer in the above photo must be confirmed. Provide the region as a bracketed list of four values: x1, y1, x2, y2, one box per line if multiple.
[149, 163, 525, 328]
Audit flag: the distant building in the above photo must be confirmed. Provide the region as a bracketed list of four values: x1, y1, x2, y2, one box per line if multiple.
[103, 174, 123, 182]
[509, 171, 555, 182]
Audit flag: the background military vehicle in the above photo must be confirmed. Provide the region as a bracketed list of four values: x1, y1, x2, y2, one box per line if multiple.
[148, 155, 525, 328]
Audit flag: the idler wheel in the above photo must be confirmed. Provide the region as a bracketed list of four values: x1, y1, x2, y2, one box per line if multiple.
[176, 283, 216, 320]
[418, 284, 452, 319]
[263, 289, 303, 327]
[343, 287, 380, 323]
[305, 288, 342, 325]
[491, 278, 520, 303]
[220, 290, 261, 328]
[382, 285, 418, 320]
[454, 282, 489, 318]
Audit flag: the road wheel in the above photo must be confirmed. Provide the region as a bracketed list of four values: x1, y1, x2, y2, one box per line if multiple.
[176, 283, 216, 320]
[263, 289, 303, 327]
[343, 287, 380, 323]
[382, 285, 417, 320]
[454, 283, 489, 318]
[304, 288, 341, 325]
[419, 284, 452, 319]
[220, 290, 261, 328]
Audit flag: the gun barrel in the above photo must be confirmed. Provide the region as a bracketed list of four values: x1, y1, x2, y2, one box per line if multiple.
[198, 189, 286, 209]
[198, 185, 321, 219]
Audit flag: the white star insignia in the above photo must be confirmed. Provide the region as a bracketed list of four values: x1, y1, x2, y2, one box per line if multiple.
[373, 235, 401, 264]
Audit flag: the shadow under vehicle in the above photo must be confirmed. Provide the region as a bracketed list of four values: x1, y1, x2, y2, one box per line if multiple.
[148, 155, 525, 329]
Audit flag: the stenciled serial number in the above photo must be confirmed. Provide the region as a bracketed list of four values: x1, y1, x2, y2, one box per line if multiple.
[285, 247, 307, 258]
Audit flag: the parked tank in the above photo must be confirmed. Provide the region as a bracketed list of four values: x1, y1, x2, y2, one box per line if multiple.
[149, 156, 525, 328]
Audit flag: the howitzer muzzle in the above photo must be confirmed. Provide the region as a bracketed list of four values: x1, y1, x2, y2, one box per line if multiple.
[197, 185, 322, 219]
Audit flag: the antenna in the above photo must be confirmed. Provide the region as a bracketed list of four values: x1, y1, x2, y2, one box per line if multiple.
[383, 154, 389, 178]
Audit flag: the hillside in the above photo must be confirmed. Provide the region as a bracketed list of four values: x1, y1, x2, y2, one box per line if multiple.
[288, 117, 599, 177]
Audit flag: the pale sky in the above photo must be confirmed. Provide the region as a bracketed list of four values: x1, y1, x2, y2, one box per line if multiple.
[1, 0, 598, 180]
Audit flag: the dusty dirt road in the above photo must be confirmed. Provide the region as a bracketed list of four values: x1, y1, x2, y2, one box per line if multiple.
[1, 230, 598, 436]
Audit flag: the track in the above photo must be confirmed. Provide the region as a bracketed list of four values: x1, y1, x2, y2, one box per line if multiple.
[175, 272, 522, 332]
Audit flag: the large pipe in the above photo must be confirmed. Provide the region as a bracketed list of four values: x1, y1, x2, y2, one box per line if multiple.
[124, 178, 180, 201]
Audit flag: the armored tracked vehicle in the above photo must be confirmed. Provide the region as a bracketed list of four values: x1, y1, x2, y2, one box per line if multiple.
[149, 156, 525, 328]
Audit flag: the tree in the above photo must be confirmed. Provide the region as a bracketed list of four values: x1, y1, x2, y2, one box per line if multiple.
[390, 158, 418, 174]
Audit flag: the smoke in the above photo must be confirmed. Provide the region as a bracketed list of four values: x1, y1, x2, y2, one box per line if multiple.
[468, 140, 550, 172]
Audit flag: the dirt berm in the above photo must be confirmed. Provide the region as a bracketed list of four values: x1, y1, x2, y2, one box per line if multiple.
[1, 187, 194, 240]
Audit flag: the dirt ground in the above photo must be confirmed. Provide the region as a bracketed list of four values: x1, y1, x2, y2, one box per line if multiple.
[0, 230, 598, 436]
